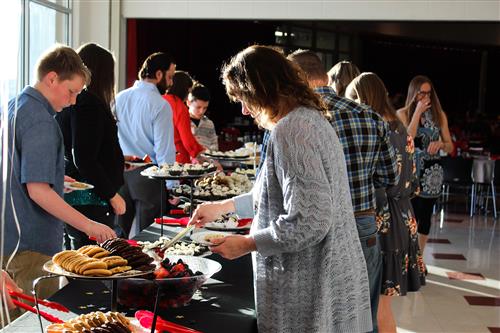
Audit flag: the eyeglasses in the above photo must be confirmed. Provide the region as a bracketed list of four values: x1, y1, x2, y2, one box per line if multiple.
[417, 90, 432, 97]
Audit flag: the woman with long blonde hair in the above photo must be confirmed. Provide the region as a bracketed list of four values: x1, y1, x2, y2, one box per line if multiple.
[347, 73, 426, 333]
[396, 75, 453, 269]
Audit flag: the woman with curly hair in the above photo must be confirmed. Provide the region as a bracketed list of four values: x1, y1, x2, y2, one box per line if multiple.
[189, 45, 372, 333]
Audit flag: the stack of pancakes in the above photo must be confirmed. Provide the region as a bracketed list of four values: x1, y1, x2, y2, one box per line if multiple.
[46, 311, 131, 333]
[100, 238, 155, 271]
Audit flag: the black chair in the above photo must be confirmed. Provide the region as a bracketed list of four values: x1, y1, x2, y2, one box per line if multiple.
[441, 156, 473, 210]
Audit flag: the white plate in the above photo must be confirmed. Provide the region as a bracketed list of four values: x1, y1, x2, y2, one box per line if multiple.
[125, 161, 151, 167]
[64, 181, 94, 190]
[190, 230, 233, 246]
[204, 220, 251, 231]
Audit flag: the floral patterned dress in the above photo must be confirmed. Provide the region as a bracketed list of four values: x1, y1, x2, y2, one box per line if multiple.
[376, 121, 426, 296]
[415, 111, 444, 198]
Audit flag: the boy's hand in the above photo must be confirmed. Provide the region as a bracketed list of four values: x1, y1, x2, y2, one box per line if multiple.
[84, 220, 116, 243]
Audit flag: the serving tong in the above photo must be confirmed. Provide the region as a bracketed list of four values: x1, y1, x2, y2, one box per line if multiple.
[160, 225, 196, 251]
[136, 310, 202, 333]
[9, 290, 68, 323]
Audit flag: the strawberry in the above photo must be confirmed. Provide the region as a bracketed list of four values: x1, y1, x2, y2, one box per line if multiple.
[154, 267, 170, 279]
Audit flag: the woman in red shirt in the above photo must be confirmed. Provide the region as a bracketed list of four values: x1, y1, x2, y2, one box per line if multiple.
[163, 71, 205, 163]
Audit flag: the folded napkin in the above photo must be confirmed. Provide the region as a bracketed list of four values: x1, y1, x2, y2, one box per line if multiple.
[126, 239, 140, 247]
[154, 216, 190, 226]
[238, 218, 253, 227]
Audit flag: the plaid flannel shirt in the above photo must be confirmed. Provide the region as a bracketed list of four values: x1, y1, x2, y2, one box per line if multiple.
[257, 130, 271, 176]
[316, 86, 398, 212]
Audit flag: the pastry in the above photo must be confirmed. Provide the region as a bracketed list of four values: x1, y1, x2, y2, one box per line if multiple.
[79, 260, 107, 272]
[109, 266, 132, 274]
[101, 256, 128, 268]
[82, 268, 113, 277]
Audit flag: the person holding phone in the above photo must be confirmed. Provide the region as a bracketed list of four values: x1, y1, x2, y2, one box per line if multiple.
[397, 75, 453, 268]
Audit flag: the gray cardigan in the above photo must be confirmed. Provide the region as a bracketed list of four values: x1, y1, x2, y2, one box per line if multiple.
[234, 107, 372, 332]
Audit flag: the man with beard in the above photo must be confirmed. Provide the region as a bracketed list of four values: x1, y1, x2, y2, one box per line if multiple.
[115, 52, 176, 237]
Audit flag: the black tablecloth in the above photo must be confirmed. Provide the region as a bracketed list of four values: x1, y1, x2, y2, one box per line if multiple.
[10, 224, 257, 333]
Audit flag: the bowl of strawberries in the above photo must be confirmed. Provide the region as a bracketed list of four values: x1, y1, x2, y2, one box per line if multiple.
[117, 255, 221, 309]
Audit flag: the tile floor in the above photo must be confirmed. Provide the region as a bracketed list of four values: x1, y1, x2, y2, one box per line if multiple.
[393, 210, 500, 333]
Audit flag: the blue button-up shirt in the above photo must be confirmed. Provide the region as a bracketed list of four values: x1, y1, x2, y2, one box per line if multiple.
[115, 81, 175, 166]
[2, 86, 65, 256]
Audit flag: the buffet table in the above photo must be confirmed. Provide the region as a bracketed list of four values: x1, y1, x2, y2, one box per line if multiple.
[3, 223, 257, 333]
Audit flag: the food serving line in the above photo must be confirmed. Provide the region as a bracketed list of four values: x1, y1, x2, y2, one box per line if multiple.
[4, 150, 259, 333]
[3, 223, 257, 333]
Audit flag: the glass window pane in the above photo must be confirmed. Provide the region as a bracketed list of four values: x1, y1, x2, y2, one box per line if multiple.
[339, 34, 350, 52]
[0, 0, 22, 100]
[274, 26, 287, 45]
[324, 53, 334, 70]
[316, 52, 334, 72]
[290, 27, 312, 48]
[29, 2, 68, 84]
[317, 31, 335, 50]
[339, 53, 351, 61]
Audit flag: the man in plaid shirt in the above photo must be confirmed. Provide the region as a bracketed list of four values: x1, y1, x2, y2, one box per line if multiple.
[289, 50, 398, 333]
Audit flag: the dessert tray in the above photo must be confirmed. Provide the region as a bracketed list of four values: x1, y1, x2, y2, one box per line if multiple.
[233, 167, 256, 177]
[137, 236, 211, 258]
[171, 172, 253, 201]
[140, 162, 216, 179]
[43, 261, 152, 280]
[45, 240, 156, 279]
[202, 148, 252, 160]
[124, 154, 153, 167]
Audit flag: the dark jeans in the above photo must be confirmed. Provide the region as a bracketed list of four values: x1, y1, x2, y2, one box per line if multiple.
[355, 214, 382, 333]
[64, 204, 115, 250]
[117, 167, 167, 238]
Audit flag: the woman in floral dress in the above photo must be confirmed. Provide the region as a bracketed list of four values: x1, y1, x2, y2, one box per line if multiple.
[347, 72, 426, 333]
[397, 75, 453, 263]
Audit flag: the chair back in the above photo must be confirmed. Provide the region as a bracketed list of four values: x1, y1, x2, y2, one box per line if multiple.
[494, 160, 500, 185]
[442, 156, 472, 184]
[471, 158, 495, 184]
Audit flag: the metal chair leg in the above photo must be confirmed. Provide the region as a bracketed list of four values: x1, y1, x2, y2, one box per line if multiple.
[486, 184, 490, 215]
[491, 181, 497, 219]
[470, 183, 476, 217]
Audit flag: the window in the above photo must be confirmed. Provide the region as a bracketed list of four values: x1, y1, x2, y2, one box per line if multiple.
[27, 0, 71, 84]
[0, 0, 22, 101]
[0, 0, 72, 93]
[317, 31, 335, 50]
[290, 27, 313, 48]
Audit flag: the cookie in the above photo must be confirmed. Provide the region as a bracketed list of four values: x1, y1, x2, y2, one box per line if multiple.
[53, 250, 77, 265]
[92, 249, 111, 259]
[85, 246, 106, 258]
[76, 258, 97, 275]
[82, 269, 112, 277]
[77, 245, 97, 255]
[102, 256, 128, 268]
[109, 266, 131, 274]
[79, 260, 107, 272]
